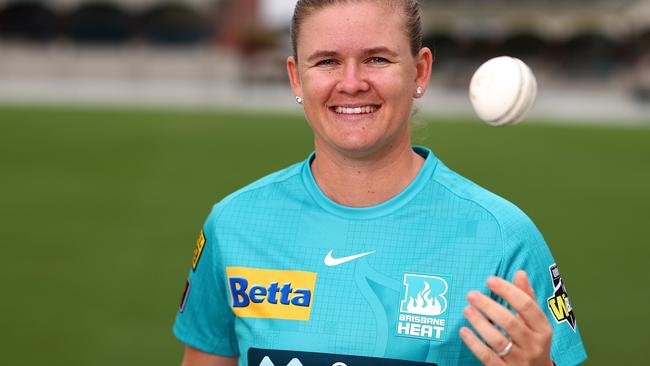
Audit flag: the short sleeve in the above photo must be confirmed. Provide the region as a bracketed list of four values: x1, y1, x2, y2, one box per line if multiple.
[173, 204, 238, 357]
[497, 213, 587, 366]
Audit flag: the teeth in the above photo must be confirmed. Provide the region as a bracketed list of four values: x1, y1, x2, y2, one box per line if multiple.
[334, 106, 377, 114]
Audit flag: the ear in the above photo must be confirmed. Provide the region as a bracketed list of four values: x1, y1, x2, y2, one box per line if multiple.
[413, 47, 433, 98]
[287, 56, 303, 99]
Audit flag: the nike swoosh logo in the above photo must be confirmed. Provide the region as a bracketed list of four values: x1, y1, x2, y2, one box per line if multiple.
[324, 250, 375, 267]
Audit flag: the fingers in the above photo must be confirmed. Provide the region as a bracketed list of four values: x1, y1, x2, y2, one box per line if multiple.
[464, 305, 513, 354]
[513, 270, 536, 299]
[486, 275, 548, 332]
[460, 327, 507, 366]
[463, 272, 554, 366]
[467, 291, 528, 341]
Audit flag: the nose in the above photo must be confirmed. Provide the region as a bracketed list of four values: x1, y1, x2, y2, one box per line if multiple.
[335, 63, 370, 95]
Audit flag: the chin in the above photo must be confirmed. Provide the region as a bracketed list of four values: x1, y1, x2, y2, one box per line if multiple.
[332, 137, 391, 157]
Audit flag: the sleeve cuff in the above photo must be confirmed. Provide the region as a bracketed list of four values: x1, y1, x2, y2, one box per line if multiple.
[173, 322, 239, 357]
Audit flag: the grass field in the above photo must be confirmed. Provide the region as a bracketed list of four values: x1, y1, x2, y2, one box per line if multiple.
[1, 105, 648, 365]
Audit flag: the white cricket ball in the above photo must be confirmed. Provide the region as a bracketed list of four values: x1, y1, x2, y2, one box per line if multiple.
[469, 56, 538, 126]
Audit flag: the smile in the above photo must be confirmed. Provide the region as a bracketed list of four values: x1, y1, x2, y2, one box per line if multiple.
[332, 105, 380, 115]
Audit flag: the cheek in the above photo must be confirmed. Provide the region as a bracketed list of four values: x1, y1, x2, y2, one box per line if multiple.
[302, 72, 336, 101]
[374, 68, 414, 98]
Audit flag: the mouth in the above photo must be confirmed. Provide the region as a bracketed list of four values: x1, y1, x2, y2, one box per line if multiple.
[330, 105, 381, 115]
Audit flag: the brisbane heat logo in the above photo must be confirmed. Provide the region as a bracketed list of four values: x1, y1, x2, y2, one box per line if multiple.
[396, 274, 450, 341]
[226, 267, 317, 321]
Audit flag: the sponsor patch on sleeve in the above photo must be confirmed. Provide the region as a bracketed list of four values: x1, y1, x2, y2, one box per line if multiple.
[179, 279, 190, 312]
[192, 230, 206, 271]
[546, 263, 577, 331]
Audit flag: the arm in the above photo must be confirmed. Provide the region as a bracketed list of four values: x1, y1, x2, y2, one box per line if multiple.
[174, 206, 239, 365]
[461, 207, 586, 366]
[181, 346, 238, 366]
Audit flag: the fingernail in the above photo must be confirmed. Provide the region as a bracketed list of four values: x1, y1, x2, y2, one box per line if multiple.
[464, 305, 474, 316]
[518, 270, 529, 281]
[460, 327, 471, 338]
[467, 291, 478, 302]
[487, 277, 499, 287]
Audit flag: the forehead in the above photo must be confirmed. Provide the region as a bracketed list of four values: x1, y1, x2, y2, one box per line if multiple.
[297, 1, 409, 58]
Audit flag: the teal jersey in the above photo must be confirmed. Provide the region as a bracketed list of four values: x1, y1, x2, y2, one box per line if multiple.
[174, 147, 587, 366]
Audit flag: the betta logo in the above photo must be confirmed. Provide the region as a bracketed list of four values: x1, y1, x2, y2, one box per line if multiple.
[396, 274, 450, 341]
[229, 278, 312, 307]
[226, 267, 317, 321]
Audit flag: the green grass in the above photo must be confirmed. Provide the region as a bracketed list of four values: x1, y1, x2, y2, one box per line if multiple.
[1, 105, 648, 365]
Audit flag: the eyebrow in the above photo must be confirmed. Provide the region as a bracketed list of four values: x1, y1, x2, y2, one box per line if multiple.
[306, 50, 339, 63]
[305, 46, 400, 63]
[363, 47, 399, 58]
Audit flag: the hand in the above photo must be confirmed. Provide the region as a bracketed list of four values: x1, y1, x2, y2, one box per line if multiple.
[460, 270, 554, 366]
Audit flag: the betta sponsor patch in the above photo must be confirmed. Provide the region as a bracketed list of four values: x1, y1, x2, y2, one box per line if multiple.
[226, 267, 317, 320]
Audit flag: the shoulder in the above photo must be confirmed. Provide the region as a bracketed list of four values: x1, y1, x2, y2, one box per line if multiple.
[205, 159, 306, 225]
[429, 159, 542, 244]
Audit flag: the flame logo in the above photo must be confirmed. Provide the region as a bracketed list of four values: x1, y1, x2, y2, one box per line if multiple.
[406, 281, 443, 315]
[400, 275, 448, 316]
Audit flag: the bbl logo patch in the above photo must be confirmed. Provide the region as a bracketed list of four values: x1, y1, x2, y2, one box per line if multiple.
[546, 263, 577, 332]
[192, 230, 206, 271]
[226, 267, 317, 321]
[396, 273, 450, 341]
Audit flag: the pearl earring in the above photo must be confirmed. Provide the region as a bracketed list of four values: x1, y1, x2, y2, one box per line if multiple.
[295, 96, 303, 104]
[416, 86, 423, 95]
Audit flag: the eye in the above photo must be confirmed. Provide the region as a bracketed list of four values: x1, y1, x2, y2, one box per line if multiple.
[368, 57, 389, 64]
[315, 59, 337, 67]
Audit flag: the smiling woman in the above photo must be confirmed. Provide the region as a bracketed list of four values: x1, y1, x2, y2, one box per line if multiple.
[286, 1, 432, 206]
[173, 2, 587, 366]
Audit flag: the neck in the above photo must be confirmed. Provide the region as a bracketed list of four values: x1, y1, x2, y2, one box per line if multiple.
[311, 141, 425, 208]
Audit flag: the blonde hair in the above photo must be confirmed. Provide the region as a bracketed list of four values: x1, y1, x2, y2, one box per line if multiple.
[290, 0, 423, 59]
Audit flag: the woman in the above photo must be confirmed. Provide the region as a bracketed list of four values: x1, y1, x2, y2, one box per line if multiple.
[174, 1, 587, 365]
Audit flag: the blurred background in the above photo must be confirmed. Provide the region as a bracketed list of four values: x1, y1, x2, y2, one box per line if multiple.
[0, 1, 648, 365]
[0, 0, 649, 118]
